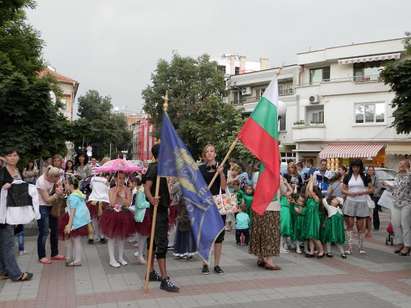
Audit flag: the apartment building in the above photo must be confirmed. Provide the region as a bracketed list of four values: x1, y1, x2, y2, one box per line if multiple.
[226, 37, 411, 169]
[39, 67, 79, 121]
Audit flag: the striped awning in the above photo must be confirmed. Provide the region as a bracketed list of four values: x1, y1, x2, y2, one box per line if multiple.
[319, 143, 384, 159]
[338, 53, 401, 64]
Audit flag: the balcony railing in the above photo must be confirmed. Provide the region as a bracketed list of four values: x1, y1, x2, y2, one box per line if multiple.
[301, 73, 382, 87]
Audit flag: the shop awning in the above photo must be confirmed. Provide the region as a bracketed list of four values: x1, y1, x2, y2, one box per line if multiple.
[319, 143, 384, 159]
[386, 144, 411, 155]
[338, 53, 401, 64]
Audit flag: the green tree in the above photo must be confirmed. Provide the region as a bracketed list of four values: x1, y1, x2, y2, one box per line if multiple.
[381, 33, 411, 134]
[70, 90, 131, 159]
[0, 0, 69, 160]
[142, 53, 245, 160]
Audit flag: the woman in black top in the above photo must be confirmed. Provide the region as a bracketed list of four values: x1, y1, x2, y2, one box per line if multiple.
[0, 149, 33, 281]
[199, 144, 226, 275]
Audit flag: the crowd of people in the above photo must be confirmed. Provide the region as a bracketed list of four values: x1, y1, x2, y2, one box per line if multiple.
[0, 145, 410, 294]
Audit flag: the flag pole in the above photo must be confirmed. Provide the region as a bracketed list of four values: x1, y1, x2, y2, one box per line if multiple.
[207, 137, 238, 190]
[144, 91, 168, 293]
[207, 65, 283, 190]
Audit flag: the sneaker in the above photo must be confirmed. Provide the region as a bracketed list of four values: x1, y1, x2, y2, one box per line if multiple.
[201, 264, 209, 275]
[160, 277, 179, 293]
[326, 253, 333, 258]
[137, 256, 146, 264]
[359, 249, 367, 254]
[341, 254, 347, 259]
[296, 247, 302, 254]
[213, 265, 224, 274]
[109, 261, 120, 268]
[133, 251, 139, 257]
[148, 270, 162, 282]
[280, 247, 289, 254]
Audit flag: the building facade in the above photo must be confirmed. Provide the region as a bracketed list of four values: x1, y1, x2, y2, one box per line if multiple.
[226, 37, 411, 169]
[39, 67, 79, 121]
[130, 115, 156, 161]
[215, 54, 269, 77]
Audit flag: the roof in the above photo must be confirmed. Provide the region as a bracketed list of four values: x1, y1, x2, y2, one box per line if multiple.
[39, 67, 79, 85]
[297, 37, 406, 55]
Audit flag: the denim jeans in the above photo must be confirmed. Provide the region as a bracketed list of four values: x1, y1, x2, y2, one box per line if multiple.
[37, 206, 59, 259]
[0, 224, 22, 280]
[15, 225, 24, 252]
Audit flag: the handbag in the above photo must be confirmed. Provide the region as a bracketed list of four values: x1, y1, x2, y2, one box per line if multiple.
[366, 195, 375, 209]
[50, 184, 66, 218]
[213, 189, 238, 215]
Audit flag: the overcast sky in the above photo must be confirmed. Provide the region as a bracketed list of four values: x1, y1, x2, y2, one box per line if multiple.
[27, 0, 410, 112]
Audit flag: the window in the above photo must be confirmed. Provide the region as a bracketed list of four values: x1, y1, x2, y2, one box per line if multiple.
[279, 113, 286, 131]
[353, 61, 388, 82]
[306, 105, 324, 124]
[256, 87, 266, 99]
[309, 67, 330, 84]
[354, 102, 385, 124]
[217, 65, 226, 75]
[278, 79, 294, 96]
[311, 110, 324, 124]
[234, 66, 240, 75]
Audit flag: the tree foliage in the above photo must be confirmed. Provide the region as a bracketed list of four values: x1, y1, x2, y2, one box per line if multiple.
[0, 0, 69, 160]
[69, 90, 131, 159]
[142, 53, 248, 160]
[381, 33, 411, 134]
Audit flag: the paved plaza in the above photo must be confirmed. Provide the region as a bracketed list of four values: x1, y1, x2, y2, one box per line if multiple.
[0, 212, 410, 308]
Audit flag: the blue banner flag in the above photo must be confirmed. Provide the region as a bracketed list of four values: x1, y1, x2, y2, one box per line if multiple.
[158, 113, 224, 262]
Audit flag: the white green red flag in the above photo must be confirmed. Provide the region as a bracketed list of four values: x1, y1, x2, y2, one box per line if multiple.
[238, 76, 280, 215]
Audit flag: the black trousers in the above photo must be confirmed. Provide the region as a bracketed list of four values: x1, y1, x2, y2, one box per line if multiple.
[148, 210, 168, 259]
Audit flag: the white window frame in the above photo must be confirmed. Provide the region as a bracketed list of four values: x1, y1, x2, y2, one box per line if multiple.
[353, 102, 386, 126]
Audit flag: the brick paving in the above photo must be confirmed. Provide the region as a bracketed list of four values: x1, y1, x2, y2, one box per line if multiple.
[0, 211, 410, 308]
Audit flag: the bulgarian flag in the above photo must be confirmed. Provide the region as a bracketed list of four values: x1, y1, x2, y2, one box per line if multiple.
[238, 76, 280, 215]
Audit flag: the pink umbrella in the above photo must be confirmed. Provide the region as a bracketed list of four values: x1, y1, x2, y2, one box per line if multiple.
[95, 159, 143, 174]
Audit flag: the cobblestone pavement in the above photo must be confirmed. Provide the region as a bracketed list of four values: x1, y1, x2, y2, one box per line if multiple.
[0, 211, 410, 308]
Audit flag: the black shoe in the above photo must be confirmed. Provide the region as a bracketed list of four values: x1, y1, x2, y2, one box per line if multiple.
[160, 277, 179, 293]
[201, 264, 209, 275]
[341, 254, 347, 259]
[100, 238, 107, 244]
[148, 270, 162, 282]
[88, 239, 94, 245]
[326, 253, 333, 258]
[214, 265, 224, 274]
[305, 253, 314, 258]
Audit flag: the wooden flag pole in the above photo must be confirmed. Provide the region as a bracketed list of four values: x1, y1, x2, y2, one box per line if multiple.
[207, 137, 239, 190]
[144, 91, 169, 293]
[143, 177, 160, 293]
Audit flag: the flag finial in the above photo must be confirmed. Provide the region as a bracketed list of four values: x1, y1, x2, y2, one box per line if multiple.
[162, 91, 169, 112]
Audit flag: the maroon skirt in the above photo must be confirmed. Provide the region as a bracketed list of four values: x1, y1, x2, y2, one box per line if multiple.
[87, 201, 109, 219]
[58, 213, 89, 240]
[100, 208, 136, 239]
[135, 210, 151, 236]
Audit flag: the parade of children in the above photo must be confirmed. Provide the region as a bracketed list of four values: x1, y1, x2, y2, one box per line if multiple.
[0, 147, 408, 295]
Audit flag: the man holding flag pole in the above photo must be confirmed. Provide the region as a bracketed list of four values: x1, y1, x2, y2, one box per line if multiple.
[143, 92, 225, 293]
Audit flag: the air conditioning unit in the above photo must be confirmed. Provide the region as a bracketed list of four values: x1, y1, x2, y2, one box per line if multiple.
[241, 87, 252, 96]
[309, 95, 320, 104]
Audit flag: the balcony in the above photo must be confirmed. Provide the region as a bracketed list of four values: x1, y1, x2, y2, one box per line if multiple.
[292, 122, 326, 141]
[297, 74, 390, 96]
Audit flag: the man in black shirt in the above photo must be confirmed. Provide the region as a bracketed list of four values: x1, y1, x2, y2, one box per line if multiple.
[143, 144, 179, 293]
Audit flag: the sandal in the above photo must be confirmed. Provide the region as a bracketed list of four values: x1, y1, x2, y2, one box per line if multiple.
[15, 272, 33, 282]
[264, 264, 281, 271]
[39, 258, 52, 265]
[65, 262, 81, 267]
[257, 260, 265, 268]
